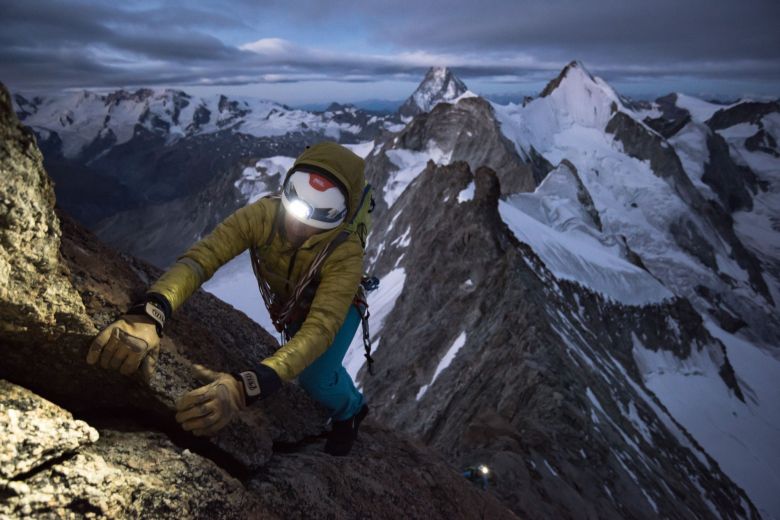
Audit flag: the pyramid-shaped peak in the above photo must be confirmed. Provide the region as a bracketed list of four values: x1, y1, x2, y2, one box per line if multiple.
[540, 61, 598, 98]
[530, 60, 625, 129]
[426, 66, 457, 80]
[399, 66, 470, 117]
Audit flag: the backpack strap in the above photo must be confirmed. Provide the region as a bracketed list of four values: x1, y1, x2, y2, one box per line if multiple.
[274, 183, 373, 329]
[252, 187, 378, 363]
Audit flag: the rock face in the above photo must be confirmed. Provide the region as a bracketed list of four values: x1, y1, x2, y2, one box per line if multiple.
[1, 380, 262, 519]
[702, 131, 759, 212]
[0, 85, 94, 342]
[93, 160, 250, 269]
[0, 379, 98, 480]
[643, 94, 691, 138]
[0, 82, 516, 519]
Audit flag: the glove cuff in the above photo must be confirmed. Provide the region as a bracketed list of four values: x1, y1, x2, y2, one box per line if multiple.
[126, 294, 170, 337]
[235, 371, 261, 405]
[233, 365, 282, 405]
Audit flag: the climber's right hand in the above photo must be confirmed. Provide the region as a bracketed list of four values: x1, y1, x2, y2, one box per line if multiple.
[86, 314, 160, 382]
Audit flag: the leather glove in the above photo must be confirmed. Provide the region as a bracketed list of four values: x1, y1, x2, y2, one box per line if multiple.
[86, 314, 160, 382]
[175, 364, 248, 437]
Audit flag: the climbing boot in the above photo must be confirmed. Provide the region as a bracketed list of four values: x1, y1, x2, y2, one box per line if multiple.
[325, 404, 369, 456]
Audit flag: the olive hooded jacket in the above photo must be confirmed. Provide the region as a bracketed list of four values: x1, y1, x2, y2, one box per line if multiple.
[147, 142, 366, 390]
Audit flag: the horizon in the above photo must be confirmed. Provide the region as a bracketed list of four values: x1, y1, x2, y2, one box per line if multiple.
[10, 64, 774, 110]
[3, 0, 779, 105]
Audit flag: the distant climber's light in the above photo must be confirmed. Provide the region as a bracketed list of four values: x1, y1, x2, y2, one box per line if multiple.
[479, 464, 490, 475]
[289, 199, 312, 220]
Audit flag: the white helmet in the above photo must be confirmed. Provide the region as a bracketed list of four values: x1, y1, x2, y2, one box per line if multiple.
[281, 169, 347, 229]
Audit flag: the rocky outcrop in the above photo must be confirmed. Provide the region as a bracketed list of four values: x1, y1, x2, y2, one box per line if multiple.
[2, 379, 514, 520]
[560, 159, 603, 231]
[366, 95, 539, 217]
[702, 132, 759, 212]
[706, 100, 780, 131]
[1, 380, 98, 480]
[0, 86, 95, 343]
[1, 380, 263, 519]
[0, 82, 516, 519]
[359, 160, 758, 519]
[644, 93, 692, 139]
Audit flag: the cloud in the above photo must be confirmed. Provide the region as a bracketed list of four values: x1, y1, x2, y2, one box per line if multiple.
[1, 0, 778, 95]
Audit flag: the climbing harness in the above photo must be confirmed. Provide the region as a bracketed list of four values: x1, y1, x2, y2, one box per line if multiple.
[250, 186, 380, 375]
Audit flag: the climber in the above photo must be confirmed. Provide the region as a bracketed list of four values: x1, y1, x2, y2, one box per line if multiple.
[86, 141, 371, 456]
[463, 464, 494, 490]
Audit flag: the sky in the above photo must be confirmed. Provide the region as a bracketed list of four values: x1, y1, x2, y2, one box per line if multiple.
[1, 0, 779, 105]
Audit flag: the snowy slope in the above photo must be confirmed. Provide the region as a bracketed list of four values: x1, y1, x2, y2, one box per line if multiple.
[383, 144, 453, 207]
[634, 319, 780, 519]
[14, 89, 395, 160]
[234, 155, 294, 203]
[490, 61, 780, 518]
[717, 112, 780, 308]
[492, 62, 774, 333]
[674, 93, 737, 123]
[498, 163, 672, 305]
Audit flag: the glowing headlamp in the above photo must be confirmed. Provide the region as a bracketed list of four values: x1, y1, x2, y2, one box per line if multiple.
[288, 198, 313, 220]
[478, 465, 490, 475]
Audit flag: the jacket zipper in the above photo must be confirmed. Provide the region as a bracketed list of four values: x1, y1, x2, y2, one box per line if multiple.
[286, 249, 299, 293]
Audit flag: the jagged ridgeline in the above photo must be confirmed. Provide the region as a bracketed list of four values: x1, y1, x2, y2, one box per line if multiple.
[0, 83, 515, 518]
[5, 59, 780, 520]
[353, 63, 779, 519]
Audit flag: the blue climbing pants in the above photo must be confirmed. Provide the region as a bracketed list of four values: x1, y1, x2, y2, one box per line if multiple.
[297, 304, 365, 421]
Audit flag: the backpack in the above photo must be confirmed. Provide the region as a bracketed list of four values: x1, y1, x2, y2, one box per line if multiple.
[251, 183, 379, 375]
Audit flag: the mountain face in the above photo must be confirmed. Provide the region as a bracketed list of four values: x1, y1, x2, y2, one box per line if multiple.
[13, 89, 401, 226]
[398, 66, 473, 118]
[8, 63, 780, 519]
[0, 82, 515, 519]
[348, 62, 779, 518]
[353, 159, 756, 519]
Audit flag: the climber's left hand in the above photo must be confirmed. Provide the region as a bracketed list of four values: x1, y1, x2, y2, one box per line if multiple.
[175, 364, 246, 437]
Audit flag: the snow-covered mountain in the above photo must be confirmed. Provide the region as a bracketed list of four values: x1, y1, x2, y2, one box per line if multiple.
[398, 66, 476, 118]
[13, 88, 400, 226]
[14, 88, 397, 160]
[13, 63, 780, 518]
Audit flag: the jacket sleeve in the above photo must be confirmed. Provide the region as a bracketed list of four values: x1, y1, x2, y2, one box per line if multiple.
[147, 200, 269, 312]
[259, 237, 364, 381]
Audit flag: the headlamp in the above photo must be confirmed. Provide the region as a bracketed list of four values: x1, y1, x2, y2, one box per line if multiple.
[288, 198, 313, 220]
[478, 465, 490, 475]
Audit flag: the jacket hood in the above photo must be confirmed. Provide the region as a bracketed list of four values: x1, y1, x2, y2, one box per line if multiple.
[289, 141, 366, 221]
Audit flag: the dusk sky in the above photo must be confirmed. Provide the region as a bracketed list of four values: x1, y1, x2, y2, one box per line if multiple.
[2, 0, 779, 105]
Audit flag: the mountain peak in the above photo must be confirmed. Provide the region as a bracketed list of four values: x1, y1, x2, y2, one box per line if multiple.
[540, 60, 596, 98]
[399, 66, 470, 117]
[531, 60, 623, 129]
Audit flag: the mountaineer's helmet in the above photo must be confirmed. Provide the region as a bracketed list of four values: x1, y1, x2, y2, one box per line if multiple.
[281, 169, 348, 230]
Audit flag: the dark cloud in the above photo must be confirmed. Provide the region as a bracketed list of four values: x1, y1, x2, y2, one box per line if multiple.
[1, 0, 778, 94]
